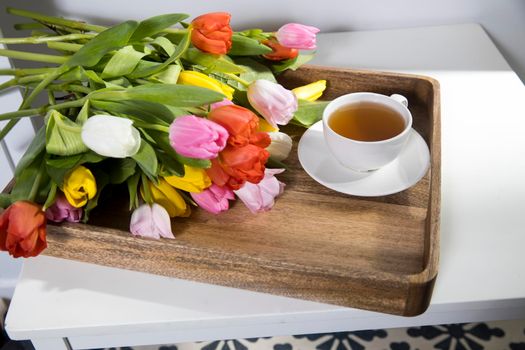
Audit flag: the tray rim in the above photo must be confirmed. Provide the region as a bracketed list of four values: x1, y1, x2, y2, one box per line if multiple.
[1, 65, 441, 316]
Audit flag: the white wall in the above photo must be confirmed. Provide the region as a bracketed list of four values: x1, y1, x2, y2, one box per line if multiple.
[1, 0, 524, 298]
[0, 0, 524, 80]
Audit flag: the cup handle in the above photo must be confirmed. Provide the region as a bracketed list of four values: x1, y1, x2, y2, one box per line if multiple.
[390, 94, 408, 107]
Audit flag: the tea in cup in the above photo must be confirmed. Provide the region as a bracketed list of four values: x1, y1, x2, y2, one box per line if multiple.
[322, 92, 412, 171]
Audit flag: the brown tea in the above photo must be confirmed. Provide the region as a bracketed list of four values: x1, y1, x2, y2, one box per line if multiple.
[328, 102, 406, 141]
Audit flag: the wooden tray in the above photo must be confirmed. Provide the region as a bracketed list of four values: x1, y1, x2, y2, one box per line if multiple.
[18, 66, 441, 316]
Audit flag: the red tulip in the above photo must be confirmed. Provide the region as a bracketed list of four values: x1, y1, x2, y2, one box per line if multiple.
[262, 39, 299, 61]
[0, 201, 47, 258]
[191, 12, 233, 54]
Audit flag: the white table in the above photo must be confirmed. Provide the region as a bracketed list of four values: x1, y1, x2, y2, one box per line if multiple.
[5, 24, 525, 350]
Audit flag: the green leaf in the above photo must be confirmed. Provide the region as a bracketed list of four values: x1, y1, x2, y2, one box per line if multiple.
[272, 53, 314, 73]
[151, 64, 181, 84]
[132, 139, 158, 179]
[46, 152, 105, 186]
[130, 13, 189, 42]
[129, 30, 190, 78]
[90, 84, 224, 107]
[82, 168, 109, 223]
[183, 48, 245, 74]
[42, 182, 58, 211]
[157, 151, 184, 177]
[0, 193, 12, 209]
[174, 154, 211, 169]
[11, 154, 45, 201]
[229, 34, 272, 56]
[76, 100, 90, 124]
[293, 100, 329, 127]
[235, 57, 277, 85]
[150, 36, 176, 56]
[127, 172, 141, 210]
[45, 110, 88, 156]
[14, 127, 45, 176]
[67, 20, 139, 68]
[90, 99, 177, 126]
[108, 158, 137, 184]
[101, 45, 147, 78]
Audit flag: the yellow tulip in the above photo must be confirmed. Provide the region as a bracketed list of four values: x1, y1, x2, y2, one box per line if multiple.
[164, 165, 211, 193]
[143, 179, 190, 217]
[258, 118, 279, 132]
[62, 165, 97, 208]
[178, 70, 234, 100]
[292, 80, 327, 102]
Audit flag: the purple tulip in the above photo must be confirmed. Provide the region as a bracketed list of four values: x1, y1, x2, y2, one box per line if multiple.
[45, 194, 83, 223]
[169, 115, 229, 159]
[247, 79, 298, 128]
[130, 203, 174, 239]
[276, 23, 320, 50]
[191, 184, 234, 214]
[234, 168, 285, 214]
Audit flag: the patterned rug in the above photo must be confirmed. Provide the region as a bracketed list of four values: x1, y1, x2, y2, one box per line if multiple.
[90, 319, 525, 350]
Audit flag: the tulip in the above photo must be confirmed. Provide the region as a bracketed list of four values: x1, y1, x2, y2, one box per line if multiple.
[45, 194, 83, 223]
[208, 104, 270, 148]
[81, 115, 141, 158]
[206, 158, 231, 188]
[258, 118, 279, 133]
[247, 79, 298, 129]
[292, 80, 327, 101]
[0, 201, 47, 258]
[262, 38, 299, 61]
[234, 169, 285, 214]
[210, 98, 234, 111]
[169, 115, 228, 159]
[276, 23, 320, 50]
[219, 144, 270, 189]
[178, 71, 234, 100]
[63, 165, 97, 208]
[191, 12, 233, 54]
[165, 165, 211, 193]
[130, 203, 174, 239]
[144, 179, 190, 217]
[266, 132, 293, 161]
[191, 184, 234, 214]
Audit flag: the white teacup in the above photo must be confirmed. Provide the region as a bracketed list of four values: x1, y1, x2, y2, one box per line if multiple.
[322, 92, 412, 172]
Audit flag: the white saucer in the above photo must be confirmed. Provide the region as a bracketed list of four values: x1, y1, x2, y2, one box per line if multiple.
[298, 121, 430, 196]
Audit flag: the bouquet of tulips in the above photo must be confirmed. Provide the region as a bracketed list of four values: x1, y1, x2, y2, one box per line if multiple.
[0, 8, 328, 258]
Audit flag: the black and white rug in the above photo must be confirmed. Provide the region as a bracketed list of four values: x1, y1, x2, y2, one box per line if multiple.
[91, 319, 525, 350]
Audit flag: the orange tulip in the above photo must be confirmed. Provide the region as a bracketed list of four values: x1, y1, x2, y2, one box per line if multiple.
[208, 105, 270, 148]
[262, 39, 299, 61]
[191, 12, 233, 55]
[0, 201, 47, 258]
[219, 144, 270, 189]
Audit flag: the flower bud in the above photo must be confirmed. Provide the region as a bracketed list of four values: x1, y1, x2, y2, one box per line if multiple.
[178, 71, 234, 100]
[81, 115, 141, 158]
[169, 115, 228, 159]
[130, 203, 174, 239]
[276, 23, 320, 50]
[191, 184, 234, 214]
[292, 80, 326, 101]
[234, 168, 285, 214]
[247, 79, 298, 128]
[45, 194, 83, 223]
[266, 132, 293, 161]
[191, 12, 233, 54]
[63, 165, 97, 208]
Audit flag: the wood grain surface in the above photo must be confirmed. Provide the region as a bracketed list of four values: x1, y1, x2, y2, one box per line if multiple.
[8, 66, 441, 316]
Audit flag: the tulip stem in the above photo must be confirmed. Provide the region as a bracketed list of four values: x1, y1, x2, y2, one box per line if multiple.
[0, 33, 94, 44]
[28, 162, 44, 202]
[0, 48, 69, 64]
[224, 73, 250, 88]
[134, 121, 169, 133]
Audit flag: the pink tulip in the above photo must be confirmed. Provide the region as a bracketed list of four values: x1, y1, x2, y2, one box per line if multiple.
[234, 168, 285, 214]
[45, 194, 83, 223]
[169, 115, 229, 159]
[130, 203, 174, 239]
[276, 23, 320, 50]
[191, 184, 234, 214]
[247, 80, 298, 128]
[210, 98, 234, 110]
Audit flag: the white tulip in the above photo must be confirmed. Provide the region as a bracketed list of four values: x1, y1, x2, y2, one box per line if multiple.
[81, 115, 141, 158]
[266, 132, 293, 161]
